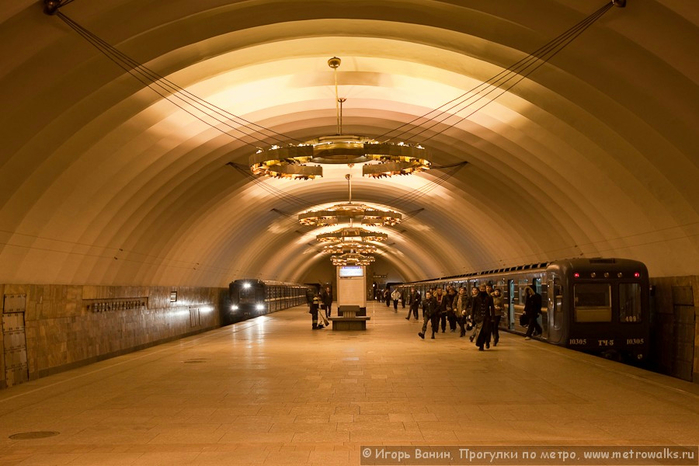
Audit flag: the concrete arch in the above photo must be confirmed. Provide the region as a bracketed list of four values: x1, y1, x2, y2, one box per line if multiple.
[0, 0, 697, 287]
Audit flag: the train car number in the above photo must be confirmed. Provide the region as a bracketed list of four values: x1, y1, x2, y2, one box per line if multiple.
[598, 339, 614, 346]
[626, 338, 644, 345]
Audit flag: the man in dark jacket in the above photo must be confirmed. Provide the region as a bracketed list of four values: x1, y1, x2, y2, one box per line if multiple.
[470, 284, 494, 350]
[320, 286, 333, 319]
[523, 286, 543, 339]
[434, 288, 449, 333]
[406, 287, 421, 321]
[418, 291, 439, 340]
[445, 286, 458, 332]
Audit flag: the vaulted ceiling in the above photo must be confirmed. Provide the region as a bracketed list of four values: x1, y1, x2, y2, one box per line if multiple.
[0, 0, 697, 286]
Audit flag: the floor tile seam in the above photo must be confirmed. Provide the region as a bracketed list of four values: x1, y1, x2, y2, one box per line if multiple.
[0, 320, 263, 407]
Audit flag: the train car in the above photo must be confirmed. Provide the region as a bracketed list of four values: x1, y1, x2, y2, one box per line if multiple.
[395, 258, 650, 363]
[227, 279, 313, 324]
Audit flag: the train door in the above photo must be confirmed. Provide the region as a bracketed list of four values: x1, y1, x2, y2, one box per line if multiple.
[508, 280, 515, 330]
[534, 277, 548, 339]
[546, 274, 564, 344]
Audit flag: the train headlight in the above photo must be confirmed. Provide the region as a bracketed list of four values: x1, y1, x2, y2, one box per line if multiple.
[231, 305, 239, 311]
[256, 304, 265, 311]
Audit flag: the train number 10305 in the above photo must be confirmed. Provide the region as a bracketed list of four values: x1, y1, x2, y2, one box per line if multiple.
[626, 338, 645, 345]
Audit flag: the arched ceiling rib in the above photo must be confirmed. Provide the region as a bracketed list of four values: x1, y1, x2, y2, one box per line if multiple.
[0, 0, 697, 287]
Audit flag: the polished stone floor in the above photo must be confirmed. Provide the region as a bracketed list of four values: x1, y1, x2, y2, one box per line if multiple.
[0, 301, 697, 465]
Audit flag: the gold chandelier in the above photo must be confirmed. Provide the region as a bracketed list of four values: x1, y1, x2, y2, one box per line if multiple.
[331, 252, 375, 266]
[316, 227, 388, 244]
[249, 57, 431, 180]
[298, 174, 401, 227]
[323, 242, 377, 255]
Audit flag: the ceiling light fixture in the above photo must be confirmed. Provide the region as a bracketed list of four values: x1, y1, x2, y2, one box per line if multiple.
[323, 242, 378, 255]
[298, 173, 401, 227]
[249, 57, 431, 180]
[330, 252, 376, 266]
[316, 227, 388, 244]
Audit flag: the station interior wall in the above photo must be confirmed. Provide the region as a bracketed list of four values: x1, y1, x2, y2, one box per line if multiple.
[0, 284, 225, 389]
[649, 276, 699, 384]
[0, 278, 696, 390]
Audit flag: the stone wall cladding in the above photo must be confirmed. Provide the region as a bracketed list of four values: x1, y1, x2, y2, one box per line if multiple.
[649, 276, 698, 384]
[0, 284, 225, 387]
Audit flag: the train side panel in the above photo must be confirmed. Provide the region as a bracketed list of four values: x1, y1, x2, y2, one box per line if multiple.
[396, 258, 650, 364]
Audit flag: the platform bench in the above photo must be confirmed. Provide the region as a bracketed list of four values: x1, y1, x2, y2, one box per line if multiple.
[328, 316, 371, 330]
[330, 305, 370, 330]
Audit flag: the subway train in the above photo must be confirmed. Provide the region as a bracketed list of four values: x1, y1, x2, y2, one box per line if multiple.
[395, 258, 650, 363]
[226, 279, 314, 324]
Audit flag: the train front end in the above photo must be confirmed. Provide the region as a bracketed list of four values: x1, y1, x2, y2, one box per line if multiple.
[555, 259, 650, 363]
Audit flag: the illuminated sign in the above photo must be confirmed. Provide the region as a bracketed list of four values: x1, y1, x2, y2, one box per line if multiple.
[339, 266, 364, 278]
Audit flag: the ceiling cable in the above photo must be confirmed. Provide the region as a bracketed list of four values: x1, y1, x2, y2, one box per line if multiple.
[377, 1, 615, 143]
[55, 11, 300, 149]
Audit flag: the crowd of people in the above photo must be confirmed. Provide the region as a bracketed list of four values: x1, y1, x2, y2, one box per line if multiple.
[396, 283, 542, 351]
[308, 282, 543, 346]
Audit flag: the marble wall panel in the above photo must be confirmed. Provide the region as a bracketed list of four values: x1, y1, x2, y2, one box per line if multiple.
[0, 284, 226, 388]
[649, 276, 698, 384]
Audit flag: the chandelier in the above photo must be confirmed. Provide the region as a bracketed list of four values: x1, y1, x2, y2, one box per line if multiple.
[249, 57, 431, 180]
[316, 227, 388, 244]
[298, 174, 401, 227]
[331, 252, 375, 266]
[323, 242, 377, 254]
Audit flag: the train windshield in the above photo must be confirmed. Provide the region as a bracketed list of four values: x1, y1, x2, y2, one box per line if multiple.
[574, 283, 612, 322]
[238, 284, 257, 304]
[619, 283, 642, 323]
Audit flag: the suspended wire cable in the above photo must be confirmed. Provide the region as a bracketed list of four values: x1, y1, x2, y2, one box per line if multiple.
[382, 2, 611, 142]
[377, 2, 614, 143]
[415, 4, 612, 143]
[388, 163, 468, 208]
[55, 11, 300, 148]
[226, 163, 313, 208]
[56, 12, 287, 147]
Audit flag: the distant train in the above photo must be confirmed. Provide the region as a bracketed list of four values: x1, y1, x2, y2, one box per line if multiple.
[395, 258, 650, 363]
[226, 279, 314, 324]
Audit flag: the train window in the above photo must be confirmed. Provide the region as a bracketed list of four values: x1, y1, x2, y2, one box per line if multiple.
[238, 283, 257, 304]
[574, 284, 612, 322]
[619, 283, 642, 323]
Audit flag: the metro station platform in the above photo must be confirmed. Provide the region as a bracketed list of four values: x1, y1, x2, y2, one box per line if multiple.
[0, 302, 697, 465]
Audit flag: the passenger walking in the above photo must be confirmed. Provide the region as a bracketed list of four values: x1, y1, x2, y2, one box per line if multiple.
[523, 286, 543, 339]
[445, 286, 458, 332]
[320, 286, 333, 319]
[384, 288, 391, 307]
[453, 287, 471, 337]
[391, 288, 401, 312]
[434, 288, 449, 333]
[491, 288, 504, 346]
[418, 291, 439, 339]
[406, 287, 421, 321]
[470, 284, 494, 350]
[459, 287, 479, 336]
